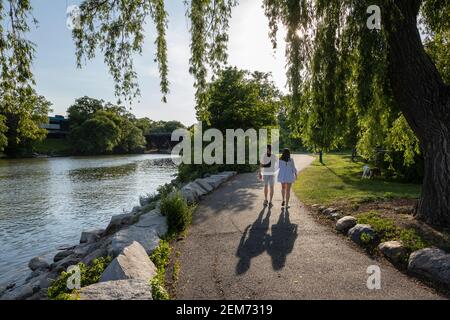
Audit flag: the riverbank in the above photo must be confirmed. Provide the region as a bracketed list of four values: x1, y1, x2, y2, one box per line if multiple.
[0, 154, 177, 288]
[0, 166, 237, 300]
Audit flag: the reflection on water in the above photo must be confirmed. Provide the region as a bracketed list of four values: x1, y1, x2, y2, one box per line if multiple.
[0, 154, 177, 285]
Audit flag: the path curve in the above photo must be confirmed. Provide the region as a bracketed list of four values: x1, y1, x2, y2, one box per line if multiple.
[174, 155, 444, 300]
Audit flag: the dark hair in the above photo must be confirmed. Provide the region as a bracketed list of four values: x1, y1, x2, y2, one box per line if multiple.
[267, 144, 272, 156]
[280, 148, 291, 162]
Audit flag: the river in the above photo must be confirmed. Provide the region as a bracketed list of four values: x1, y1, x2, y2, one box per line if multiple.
[0, 154, 178, 286]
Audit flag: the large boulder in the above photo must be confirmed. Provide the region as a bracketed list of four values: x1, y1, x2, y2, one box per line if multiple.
[182, 182, 207, 198]
[1, 283, 34, 300]
[111, 225, 160, 256]
[335, 216, 357, 233]
[104, 213, 136, 234]
[28, 257, 49, 271]
[193, 178, 214, 193]
[348, 224, 378, 246]
[100, 242, 156, 282]
[53, 250, 73, 263]
[73, 242, 98, 257]
[78, 279, 153, 300]
[81, 247, 108, 266]
[323, 207, 337, 215]
[408, 247, 450, 285]
[203, 176, 223, 189]
[80, 229, 104, 244]
[50, 254, 81, 273]
[379, 241, 407, 264]
[179, 188, 198, 204]
[135, 211, 168, 237]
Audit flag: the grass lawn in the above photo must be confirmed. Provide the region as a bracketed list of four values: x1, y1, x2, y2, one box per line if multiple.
[294, 154, 421, 206]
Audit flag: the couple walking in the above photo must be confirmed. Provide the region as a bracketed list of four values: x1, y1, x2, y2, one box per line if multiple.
[258, 145, 297, 209]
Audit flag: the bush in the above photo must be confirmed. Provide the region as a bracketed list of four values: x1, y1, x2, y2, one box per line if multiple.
[149, 240, 172, 300]
[177, 163, 257, 183]
[160, 192, 192, 234]
[47, 256, 112, 300]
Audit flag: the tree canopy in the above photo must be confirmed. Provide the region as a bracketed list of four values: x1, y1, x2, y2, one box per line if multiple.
[1, 1, 449, 224]
[68, 96, 146, 155]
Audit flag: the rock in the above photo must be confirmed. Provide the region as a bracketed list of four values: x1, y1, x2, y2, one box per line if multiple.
[183, 182, 207, 198]
[50, 255, 81, 273]
[73, 242, 98, 257]
[323, 207, 337, 215]
[194, 178, 214, 193]
[1, 283, 34, 300]
[318, 206, 326, 212]
[130, 206, 143, 215]
[335, 216, 357, 233]
[104, 213, 136, 234]
[379, 241, 407, 264]
[56, 244, 76, 251]
[26, 269, 44, 281]
[100, 242, 156, 282]
[78, 279, 153, 300]
[348, 224, 378, 246]
[330, 212, 342, 220]
[111, 225, 160, 257]
[54, 250, 73, 262]
[28, 257, 49, 271]
[408, 247, 450, 285]
[311, 204, 319, 209]
[179, 188, 198, 204]
[203, 176, 221, 189]
[81, 247, 108, 266]
[80, 229, 104, 244]
[135, 211, 168, 237]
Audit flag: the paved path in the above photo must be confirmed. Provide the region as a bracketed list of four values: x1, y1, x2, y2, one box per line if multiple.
[175, 155, 444, 300]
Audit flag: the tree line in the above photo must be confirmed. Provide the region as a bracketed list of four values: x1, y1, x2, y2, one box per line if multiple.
[0, 95, 185, 157]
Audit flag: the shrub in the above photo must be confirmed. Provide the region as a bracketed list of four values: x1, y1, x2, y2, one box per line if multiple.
[149, 240, 172, 300]
[160, 192, 192, 234]
[47, 256, 112, 300]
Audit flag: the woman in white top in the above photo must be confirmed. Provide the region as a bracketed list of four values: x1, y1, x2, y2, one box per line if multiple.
[277, 148, 297, 209]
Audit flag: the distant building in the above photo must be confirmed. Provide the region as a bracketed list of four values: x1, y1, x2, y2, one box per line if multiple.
[41, 115, 69, 138]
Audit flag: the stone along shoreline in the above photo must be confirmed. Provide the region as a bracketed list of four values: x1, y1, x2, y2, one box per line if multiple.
[0, 171, 237, 300]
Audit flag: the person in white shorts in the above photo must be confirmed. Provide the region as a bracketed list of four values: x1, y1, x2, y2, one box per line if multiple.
[278, 148, 297, 209]
[259, 145, 278, 208]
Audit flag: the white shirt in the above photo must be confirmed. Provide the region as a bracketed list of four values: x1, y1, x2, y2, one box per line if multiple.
[260, 153, 278, 175]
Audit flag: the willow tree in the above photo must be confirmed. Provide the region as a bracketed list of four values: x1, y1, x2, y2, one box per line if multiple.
[1, 1, 449, 224]
[70, 0, 450, 226]
[0, 1, 52, 156]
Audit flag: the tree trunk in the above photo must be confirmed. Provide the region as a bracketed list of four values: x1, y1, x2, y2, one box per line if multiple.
[319, 150, 323, 164]
[384, 0, 450, 226]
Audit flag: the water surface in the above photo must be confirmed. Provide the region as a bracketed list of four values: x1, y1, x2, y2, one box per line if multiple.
[0, 154, 177, 285]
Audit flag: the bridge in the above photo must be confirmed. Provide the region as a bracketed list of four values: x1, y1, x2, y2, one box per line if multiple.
[144, 133, 181, 151]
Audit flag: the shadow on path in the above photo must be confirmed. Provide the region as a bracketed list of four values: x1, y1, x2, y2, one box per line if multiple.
[236, 208, 271, 275]
[235, 208, 298, 274]
[267, 209, 298, 271]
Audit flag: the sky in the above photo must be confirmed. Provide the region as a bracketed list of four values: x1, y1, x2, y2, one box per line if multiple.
[29, 0, 287, 126]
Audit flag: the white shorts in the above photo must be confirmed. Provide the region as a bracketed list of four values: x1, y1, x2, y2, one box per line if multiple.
[263, 175, 275, 186]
